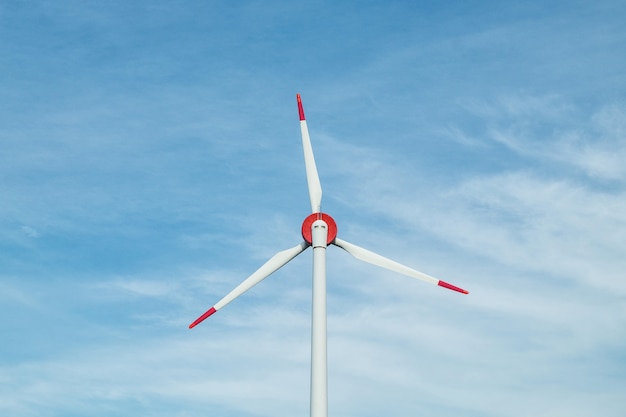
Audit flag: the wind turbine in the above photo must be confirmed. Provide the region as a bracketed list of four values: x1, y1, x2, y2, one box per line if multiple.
[189, 94, 469, 417]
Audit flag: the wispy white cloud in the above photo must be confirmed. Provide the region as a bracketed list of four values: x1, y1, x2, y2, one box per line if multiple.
[0, 281, 41, 308]
[20, 226, 40, 238]
[331, 98, 626, 291]
[456, 95, 626, 181]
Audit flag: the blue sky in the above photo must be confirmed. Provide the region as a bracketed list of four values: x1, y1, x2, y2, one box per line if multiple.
[1, 1, 625, 416]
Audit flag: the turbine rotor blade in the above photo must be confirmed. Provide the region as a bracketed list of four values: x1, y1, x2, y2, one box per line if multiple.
[189, 241, 310, 328]
[297, 93, 323, 213]
[333, 238, 468, 294]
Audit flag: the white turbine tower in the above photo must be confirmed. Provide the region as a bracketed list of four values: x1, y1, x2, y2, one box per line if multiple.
[189, 94, 469, 417]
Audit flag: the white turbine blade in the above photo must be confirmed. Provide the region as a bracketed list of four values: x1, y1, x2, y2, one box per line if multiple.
[297, 93, 323, 213]
[333, 238, 469, 294]
[189, 241, 309, 328]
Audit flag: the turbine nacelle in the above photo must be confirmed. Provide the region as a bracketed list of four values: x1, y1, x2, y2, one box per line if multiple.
[301, 213, 337, 245]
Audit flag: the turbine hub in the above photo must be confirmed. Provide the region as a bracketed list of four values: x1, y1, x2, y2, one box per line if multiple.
[302, 213, 337, 245]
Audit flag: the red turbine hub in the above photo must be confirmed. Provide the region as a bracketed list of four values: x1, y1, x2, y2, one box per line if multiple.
[301, 213, 337, 245]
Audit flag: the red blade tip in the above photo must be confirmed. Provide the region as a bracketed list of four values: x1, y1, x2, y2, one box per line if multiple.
[296, 93, 305, 121]
[438, 280, 469, 294]
[189, 307, 217, 329]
